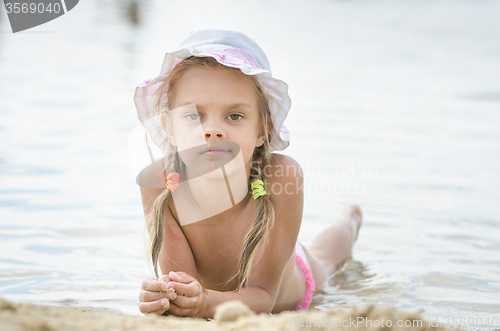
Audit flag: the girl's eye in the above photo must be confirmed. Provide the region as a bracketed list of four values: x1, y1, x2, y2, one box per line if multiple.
[185, 113, 201, 121]
[228, 113, 243, 121]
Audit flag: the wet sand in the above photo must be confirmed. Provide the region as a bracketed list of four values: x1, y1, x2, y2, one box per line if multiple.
[0, 298, 450, 331]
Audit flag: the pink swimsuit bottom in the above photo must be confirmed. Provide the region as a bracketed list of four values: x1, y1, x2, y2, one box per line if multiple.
[291, 242, 316, 311]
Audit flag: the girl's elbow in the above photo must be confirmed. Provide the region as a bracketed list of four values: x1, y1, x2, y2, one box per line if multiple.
[249, 286, 276, 314]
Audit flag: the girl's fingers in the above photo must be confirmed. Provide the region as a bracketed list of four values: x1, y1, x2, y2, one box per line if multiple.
[138, 298, 170, 315]
[139, 288, 177, 302]
[168, 301, 197, 317]
[141, 277, 169, 292]
[167, 281, 200, 297]
[170, 293, 199, 309]
[159, 274, 171, 283]
[169, 271, 196, 284]
[139, 290, 164, 303]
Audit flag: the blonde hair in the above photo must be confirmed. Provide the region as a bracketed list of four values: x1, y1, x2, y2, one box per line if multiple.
[147, 56, 275, 290]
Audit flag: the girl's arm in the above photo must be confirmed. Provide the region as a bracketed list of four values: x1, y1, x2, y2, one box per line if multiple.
[140, 186, 199, 278]
[234, 154, 304, 312]
[166, 271, 277, 317]
[138, 186, 199, 315]
[165, 154, 304, 317]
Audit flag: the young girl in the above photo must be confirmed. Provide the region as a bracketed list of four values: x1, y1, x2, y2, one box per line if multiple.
[133, 29, 363, 318]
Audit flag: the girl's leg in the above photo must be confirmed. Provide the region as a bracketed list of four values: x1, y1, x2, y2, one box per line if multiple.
[304, 204, 363, 293]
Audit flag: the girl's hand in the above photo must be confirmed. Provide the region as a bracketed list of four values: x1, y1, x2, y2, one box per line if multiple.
[138, 275, 178, 315]
[166, 271, 208, 317]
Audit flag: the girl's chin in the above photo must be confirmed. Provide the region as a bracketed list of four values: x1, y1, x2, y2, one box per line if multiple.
[196, 169, 226, 181]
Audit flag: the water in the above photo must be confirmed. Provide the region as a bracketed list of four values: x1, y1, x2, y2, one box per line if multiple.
[1, 0, 499, 326]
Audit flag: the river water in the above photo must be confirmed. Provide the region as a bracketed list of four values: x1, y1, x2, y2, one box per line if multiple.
[0, 0, 499, 327]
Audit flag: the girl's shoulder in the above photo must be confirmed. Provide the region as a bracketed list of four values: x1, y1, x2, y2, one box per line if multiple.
[269, 153, 303, 175]
[267, 153, 304, 193]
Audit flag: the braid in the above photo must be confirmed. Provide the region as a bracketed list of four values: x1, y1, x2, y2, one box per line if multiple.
[148, 143, 182, 278]
[229, 143, 275, 290]
[149, 188, 170, 278]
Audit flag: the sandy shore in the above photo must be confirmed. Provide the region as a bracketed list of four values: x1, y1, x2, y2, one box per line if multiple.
[0, 297, 450, 331]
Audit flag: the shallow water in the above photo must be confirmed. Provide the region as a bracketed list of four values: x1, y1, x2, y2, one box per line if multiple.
[0, 0, 499, 327]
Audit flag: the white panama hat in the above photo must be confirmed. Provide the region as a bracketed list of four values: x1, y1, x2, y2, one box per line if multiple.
[133, 29, 291, 153]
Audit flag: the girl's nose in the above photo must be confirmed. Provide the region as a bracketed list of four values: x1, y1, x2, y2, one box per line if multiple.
[203, 125, 226, 140]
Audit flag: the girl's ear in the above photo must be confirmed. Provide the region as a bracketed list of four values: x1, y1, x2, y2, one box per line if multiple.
[255, 118, 273, 148]
[161, 112, 176, 146]
[256, 135, 265, 148]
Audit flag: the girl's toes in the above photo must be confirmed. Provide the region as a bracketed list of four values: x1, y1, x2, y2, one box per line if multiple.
[344, 204, 362, 241]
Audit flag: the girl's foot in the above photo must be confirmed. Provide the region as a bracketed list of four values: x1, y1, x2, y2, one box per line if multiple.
[308, 204, 363, 277]
[341, 204, 362, 242]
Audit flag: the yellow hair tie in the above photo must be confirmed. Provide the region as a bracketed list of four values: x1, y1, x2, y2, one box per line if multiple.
[251, 180, 266, 200]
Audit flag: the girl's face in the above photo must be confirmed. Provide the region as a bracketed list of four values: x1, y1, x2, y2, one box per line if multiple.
[161, 65, 266, 176]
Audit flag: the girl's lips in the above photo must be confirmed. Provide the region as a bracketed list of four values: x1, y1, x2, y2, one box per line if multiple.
[201, 150, 229, 157]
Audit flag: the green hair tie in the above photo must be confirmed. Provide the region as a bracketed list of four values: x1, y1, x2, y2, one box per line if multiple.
[251, 180, 266, 200]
